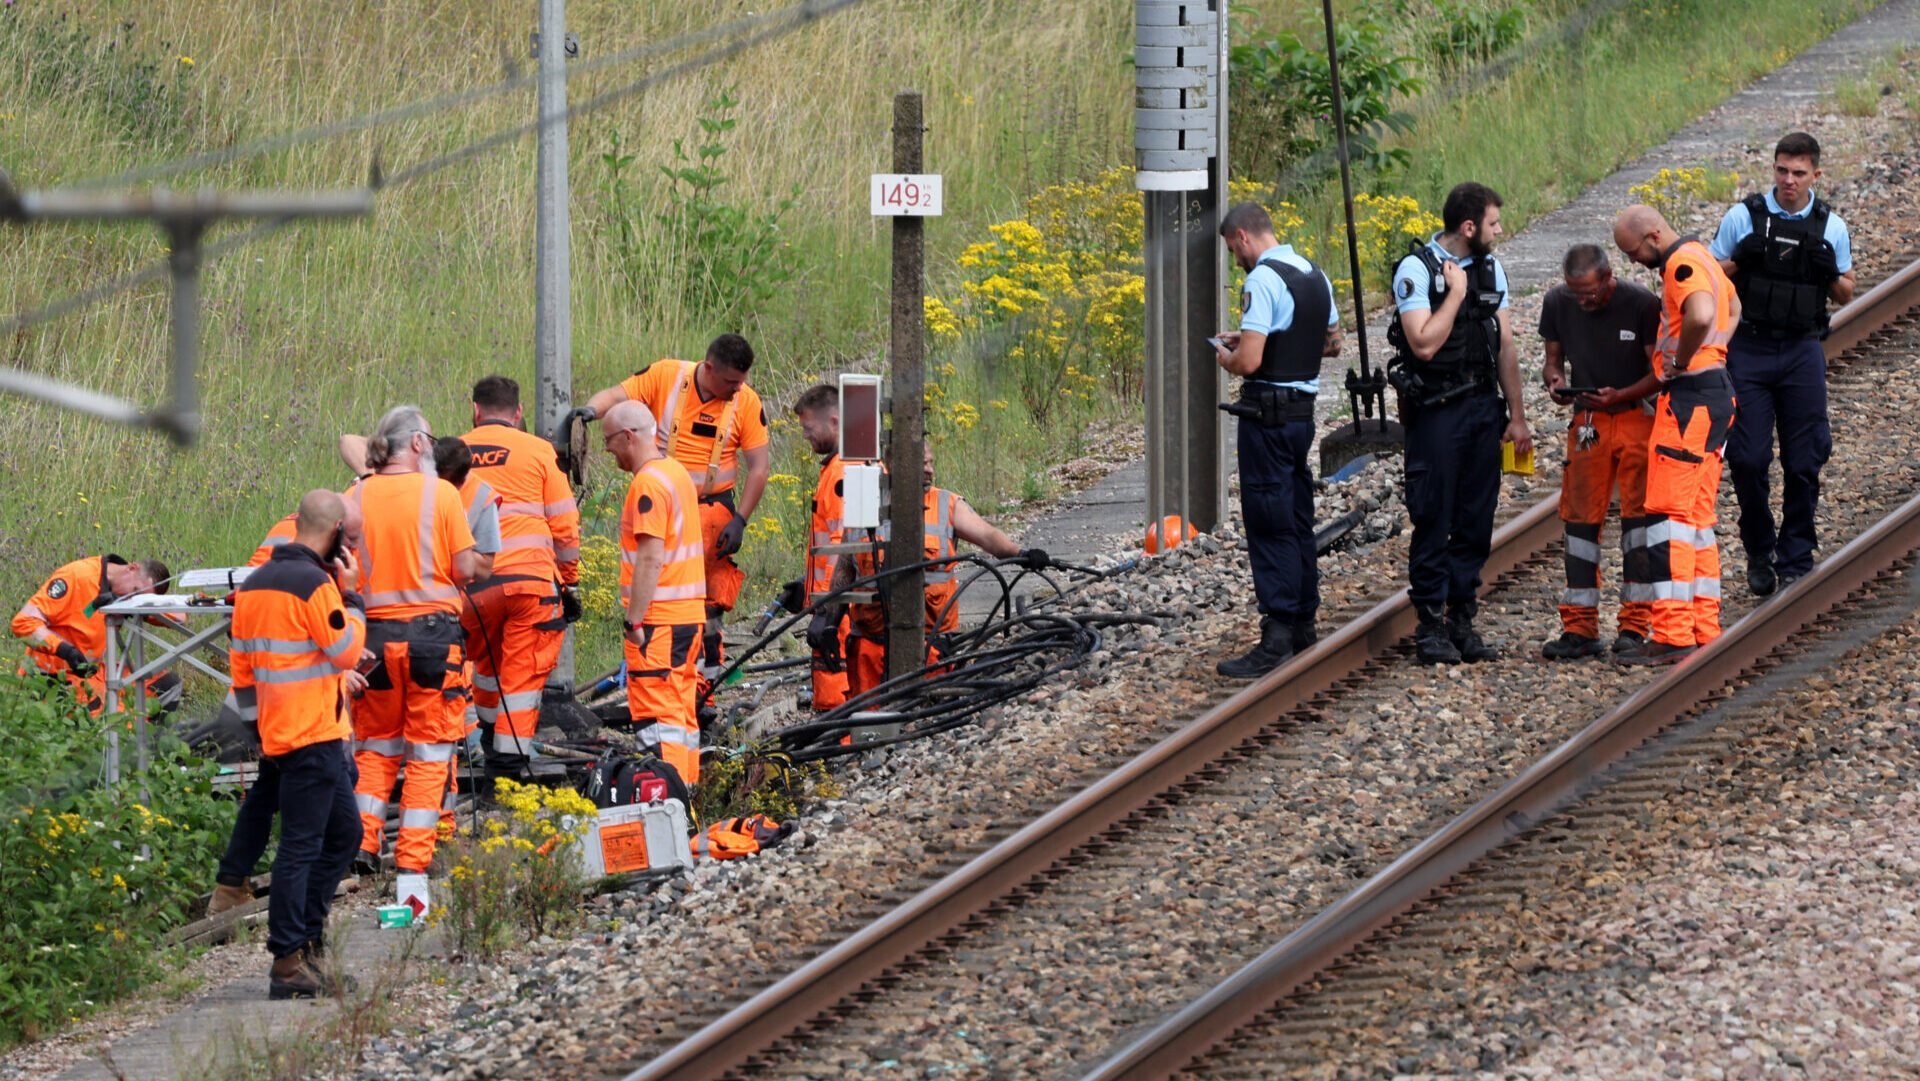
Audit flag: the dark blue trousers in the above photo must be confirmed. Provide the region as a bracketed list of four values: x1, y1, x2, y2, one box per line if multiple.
[1239, 414, 1318, 621]
[1403, 390, 1504, 607]
[216, 759, 278, 887]
[265, 739, 362, 959]
[1724, 334, 1831, 578]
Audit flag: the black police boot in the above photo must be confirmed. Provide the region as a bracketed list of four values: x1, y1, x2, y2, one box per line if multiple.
[1448, 601, 1498, 663]
[1217, 617, 1293, 679]
[1289, 616, 1318, 655]
[1413, 603, 1462, 665]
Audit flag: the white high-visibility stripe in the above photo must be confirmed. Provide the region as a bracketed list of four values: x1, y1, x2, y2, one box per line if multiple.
[492, 728, 537, 755]
[1648, 580, 1696, 601]
[501, 690, 543, 712]
[400, 808, 441, 829]
[471, 672, 500, 692]
[1645, 521, 1713, 549]
[17, 602, 46, 624]
[653, 583, 706, 601]
[251, 662, 339, 685]
[544, 498, 577, 517]
[1560, 588, 1602, 607]
[498, 534, 556, 552]
[415, 476, 439, 584]
[497, 501, 543, 517]
[362, 585, 461, 608]
[406, 741, 457, 763]
[355, 793, 388, 816]
[1564, 535, 1603, 564]
[442, 788, 460, 811]
[1622, 583, 1659, 601]
[554, 546, 580, 562]
[640, 724, 700, 748]
[690, 833, 711, 858]
[475, 704, 500, 724]
[262, 536, 291, 548]
[321, 632, 359, 660]
[232, 636, 320, 656]
[1695, 577, 1723, 599]
[345, 607, 365, 624]
[664, 543, 703, 565]
[466, 481, 497, 533]
[1623, 525, 1649, 550]
[357, 737, 405, 757]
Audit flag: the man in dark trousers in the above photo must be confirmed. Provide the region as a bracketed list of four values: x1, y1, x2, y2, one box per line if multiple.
[228, 489, 368, 999]
[1387, 182, 1532, 664]
[1710, 131, 1854, 596]
[1212, 202, 1343, 678]
[1538, 243, 1662, 660]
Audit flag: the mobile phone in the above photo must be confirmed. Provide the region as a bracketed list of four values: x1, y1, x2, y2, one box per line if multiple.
[1206, 336, 1228, 351]
[1551, 385, 1600, 399]
[323, 526, 346, 565]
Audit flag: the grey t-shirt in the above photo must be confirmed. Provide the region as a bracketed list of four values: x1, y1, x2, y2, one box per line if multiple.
[1538, 280, 1660, 393]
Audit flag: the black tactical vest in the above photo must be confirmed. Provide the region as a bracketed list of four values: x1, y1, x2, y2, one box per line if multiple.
[1386, 243, 1503, 378]
[1734, 192, 1831, 339]
[1252, 257, 1333, 384]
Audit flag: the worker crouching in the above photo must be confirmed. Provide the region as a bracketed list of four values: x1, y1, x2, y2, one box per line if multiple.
[606, 400, 708, 785]
[12, 554, 179, 714]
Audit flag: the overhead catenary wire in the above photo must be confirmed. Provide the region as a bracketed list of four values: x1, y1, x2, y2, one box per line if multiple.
[0, 0, 869, 343]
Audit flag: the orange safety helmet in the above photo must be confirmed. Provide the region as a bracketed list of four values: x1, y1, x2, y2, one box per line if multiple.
[1144, 515, 1200, 555]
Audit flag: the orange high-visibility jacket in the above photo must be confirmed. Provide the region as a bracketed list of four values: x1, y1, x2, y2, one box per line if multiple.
[1655, 240, 1738, 375]
[12, 555, 124, 673]
[619, 456, 707, 626]
[459, 421, 582, 585]
[619, 361, 770, 497]
[349, 473, 475, 619]
[850, 488, 964, 638]
[249, 483, 363, 569]
[229, 543, 367, 756]
[806, 454, 847, 602]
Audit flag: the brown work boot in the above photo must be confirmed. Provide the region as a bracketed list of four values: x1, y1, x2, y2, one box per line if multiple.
[268, 950, 329, 1001]
[207, 881, 254, 917]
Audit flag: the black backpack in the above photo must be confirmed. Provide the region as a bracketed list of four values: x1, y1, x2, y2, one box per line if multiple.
[582, 749, 691, 809]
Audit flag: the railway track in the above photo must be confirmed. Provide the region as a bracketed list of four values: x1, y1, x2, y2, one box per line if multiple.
[614, 262, 1920, 1081]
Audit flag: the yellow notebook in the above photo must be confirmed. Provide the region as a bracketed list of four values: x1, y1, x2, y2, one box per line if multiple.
[1501, 441, 1535, 476]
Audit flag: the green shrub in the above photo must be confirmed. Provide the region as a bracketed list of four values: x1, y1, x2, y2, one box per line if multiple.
[7, 8, 202, 147]
[1229, 18, 1423, 182]
[1425, 0, 1530, 67]
[436, 780, 594, 961]
[0, 673, 232, 1046]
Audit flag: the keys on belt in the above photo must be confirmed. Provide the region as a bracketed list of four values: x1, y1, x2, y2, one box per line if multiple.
[1575, 412, 1599, 452]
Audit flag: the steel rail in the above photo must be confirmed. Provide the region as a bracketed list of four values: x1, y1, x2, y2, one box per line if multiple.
[1080, 268, 1920, 1077]
[617, 497, 1559, 1081]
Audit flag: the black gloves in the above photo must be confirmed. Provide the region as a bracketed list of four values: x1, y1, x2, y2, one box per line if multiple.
[807, 611, 843, 673]
[54, 641, 96, 679]
[559, 584, 583, 624]
[715, 513, 747, 558]
[776, 579, 806, 615]
[563, 405, 598, 431]
[1731, 231, 1767, 270]
[1808, 239, 1841, 284]
[1016, 548, 1051, 570]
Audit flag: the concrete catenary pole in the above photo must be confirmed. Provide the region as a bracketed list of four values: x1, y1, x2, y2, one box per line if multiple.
[535, 0, 576, 689]
[885, 91, 928, 683]
[1137, 0, 1225, 535]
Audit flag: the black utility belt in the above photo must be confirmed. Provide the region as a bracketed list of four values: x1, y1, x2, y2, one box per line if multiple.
[1222, 387, 1314, 427]
[365, 611, 463, 645]
[1734, 325, 1824, 344]
[698, 490, 736, 511]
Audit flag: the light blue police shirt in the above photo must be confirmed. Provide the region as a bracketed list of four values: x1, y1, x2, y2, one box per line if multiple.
[1707, 188, 1853, 273]
[1392, 237, 1511, 316]
[1239, 244, 1340, 394]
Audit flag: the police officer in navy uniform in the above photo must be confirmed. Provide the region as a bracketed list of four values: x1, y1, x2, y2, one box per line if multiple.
[1387, 182, 1532, 664]
[1710, 131, 1855, 596]
[1212, 202, 1343, 679]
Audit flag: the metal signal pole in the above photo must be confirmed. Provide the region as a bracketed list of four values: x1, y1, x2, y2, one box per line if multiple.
[535, 0, 578, 689]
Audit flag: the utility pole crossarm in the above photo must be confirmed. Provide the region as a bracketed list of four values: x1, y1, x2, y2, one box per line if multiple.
[0, 182, 371, 445]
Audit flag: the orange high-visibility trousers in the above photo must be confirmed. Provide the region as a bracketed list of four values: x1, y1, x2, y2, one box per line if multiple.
[1558, 408, 1656, 639]
[1644, 371, 1736, 649]
[462, 582, 563, 756]
[810, 614, 851, 712]
[626, 623, 702, 783]
[353, 626, 466, 873]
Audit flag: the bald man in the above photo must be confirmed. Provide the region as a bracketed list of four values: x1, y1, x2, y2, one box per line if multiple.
[1612, 204, 1740, 664]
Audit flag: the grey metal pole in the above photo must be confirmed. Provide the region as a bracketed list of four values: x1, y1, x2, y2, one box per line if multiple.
[885, 91, 927, 683]
[164, 221, 204, 445]
[536, 0, 576, 689]
[1321, 0, 1374, 416]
